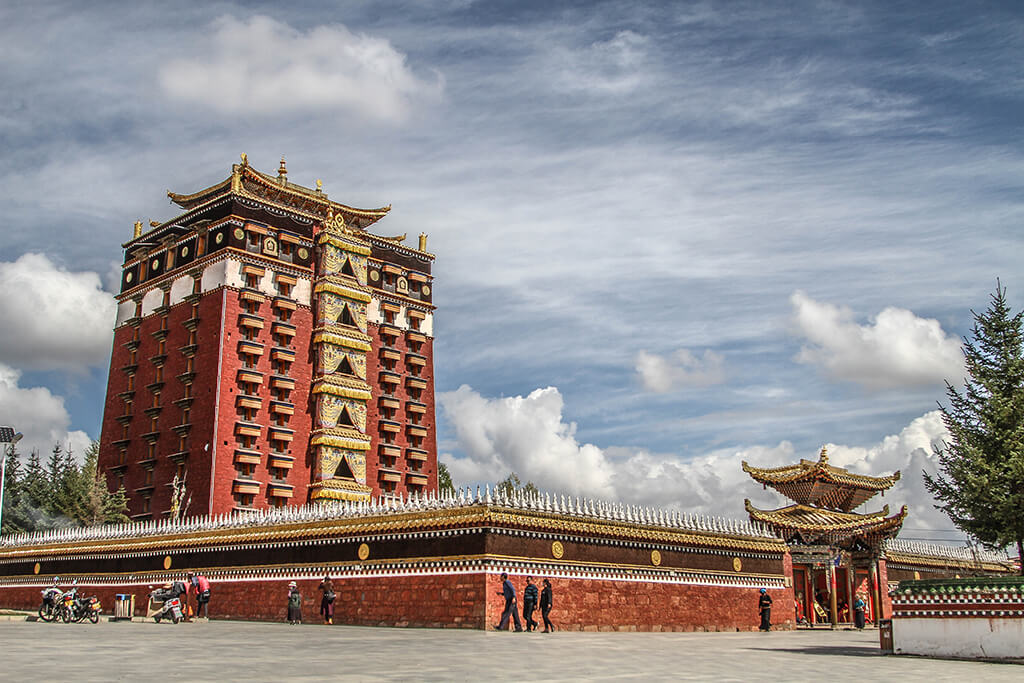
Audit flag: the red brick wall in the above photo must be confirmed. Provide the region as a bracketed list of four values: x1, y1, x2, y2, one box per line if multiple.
[1, 574, 791, 631]
[484, 574, 793, 632]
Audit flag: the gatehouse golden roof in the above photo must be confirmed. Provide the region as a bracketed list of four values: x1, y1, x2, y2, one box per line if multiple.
[742, 447, 900, 512]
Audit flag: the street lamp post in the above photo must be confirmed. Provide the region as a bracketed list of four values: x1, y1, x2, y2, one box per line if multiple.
[0, 426, 24, 536]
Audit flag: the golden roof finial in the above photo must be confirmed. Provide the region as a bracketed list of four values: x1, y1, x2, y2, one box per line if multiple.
[418, 232, 428, 251]
[315, 178, 323, 193]
[819, 446, 829, 464]
[133, 220, 142, 239]
[278, 156, 287, 179]
[240, 152, 248, 166]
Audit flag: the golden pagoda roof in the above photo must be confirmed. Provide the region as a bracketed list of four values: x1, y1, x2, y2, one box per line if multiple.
[742, 447, 900, 512]
[166, 155, 390, 229]
[745, 499, 906, 550]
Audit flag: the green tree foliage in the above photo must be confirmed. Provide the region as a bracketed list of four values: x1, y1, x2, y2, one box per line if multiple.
[924, 283, 1024, 574]
[495, 472, 539, 498]
[438, 462, 455, 495]
[0, 440, 129, 535]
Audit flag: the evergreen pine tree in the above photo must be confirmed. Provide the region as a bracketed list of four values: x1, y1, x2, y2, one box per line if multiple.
[78, 441, 129, 526]
[1, 444, 24, 535]
[438, 462, 455, 495]
[924, 282, 1024, 574]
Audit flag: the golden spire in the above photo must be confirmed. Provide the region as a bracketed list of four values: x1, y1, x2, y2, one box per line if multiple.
[278, 156, 287, 180]
[418, 233, 428, 251]
[819, 446, 829, 465]
[315, 178, 323, 193]
[133, 220, 142, 239]
[240, 152, 248, 166]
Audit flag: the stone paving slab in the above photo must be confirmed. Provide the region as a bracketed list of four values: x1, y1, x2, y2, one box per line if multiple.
[0, 620, 1019, 682]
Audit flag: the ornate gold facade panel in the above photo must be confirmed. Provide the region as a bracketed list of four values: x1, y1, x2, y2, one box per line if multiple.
[316, 394, 368, 432]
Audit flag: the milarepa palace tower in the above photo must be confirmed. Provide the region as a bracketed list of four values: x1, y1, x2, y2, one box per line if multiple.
[98, 156, 438, 518]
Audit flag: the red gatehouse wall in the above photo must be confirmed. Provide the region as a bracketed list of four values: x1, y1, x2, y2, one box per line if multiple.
[878, 559, 891, 619]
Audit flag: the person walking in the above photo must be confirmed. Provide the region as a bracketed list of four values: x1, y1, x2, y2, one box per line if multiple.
[188, 572, 211, 620]
[853, 594, 866, 630]
[318, 575, 335, 625]
[493, 572, 523, 631]
[758, 588, 773, 631]
[287, 582, 302, 625]
[539, 578, 554, 633]
[522, 576, 539, 632]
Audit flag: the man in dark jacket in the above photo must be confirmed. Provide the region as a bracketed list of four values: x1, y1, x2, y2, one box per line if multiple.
[540, 578, 554, 633]
[758, 588, 773, 631]
[493, 572, 523, 631]
[522, 576, 539, 631]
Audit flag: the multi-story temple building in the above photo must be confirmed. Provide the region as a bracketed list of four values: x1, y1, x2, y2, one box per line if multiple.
[97, 156, 438, 518]
[743, 447, 906, 626]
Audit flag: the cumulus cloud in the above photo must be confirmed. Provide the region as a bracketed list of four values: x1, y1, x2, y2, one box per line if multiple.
[0, 254, 116, 371]
[0, 363, 92, 460]
[439, 384, 960, 537]
[439, 385, 616, 498]
[159, 15, 443, 122]
[790, 291, 964, 390]
[635, 348, 725, 392]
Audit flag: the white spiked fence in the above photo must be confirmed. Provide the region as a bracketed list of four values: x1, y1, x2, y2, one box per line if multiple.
[883, 538, 1011, 564]
[0, 486, 778, 548]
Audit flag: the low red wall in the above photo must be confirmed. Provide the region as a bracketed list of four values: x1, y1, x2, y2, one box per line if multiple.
[485, 574, 792, 632]
[2, 573, 792, 632]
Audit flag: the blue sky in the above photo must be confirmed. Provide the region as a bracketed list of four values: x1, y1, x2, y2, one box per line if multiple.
[1, 1, 1022, 542]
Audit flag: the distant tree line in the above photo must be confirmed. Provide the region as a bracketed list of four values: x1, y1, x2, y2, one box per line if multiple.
[1, 441, 129, 536]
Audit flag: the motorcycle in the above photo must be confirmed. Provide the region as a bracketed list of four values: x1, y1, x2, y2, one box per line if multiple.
[147, 585, 184, 624]
[38, 587, 62, 623]
[59, 589, 102, 624]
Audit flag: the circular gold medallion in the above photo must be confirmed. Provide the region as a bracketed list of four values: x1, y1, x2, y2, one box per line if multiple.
[215, 232, 224, 244]
[33, 562, 40, 575]
[369, 270, 380, 282]
[551, 541, 564, 559]
[358, 543, 370, 560]
[421, 284, 431, 296]
[651, 550, 662, 566]
[733, 557, 743, 572]
[298, 247, 309, 260]
[163, 555, 172, 570]
[913, 571, 921, 580]
[181, 245, 189, 257]
[151, 258, 160, 271]
[125, 272, 133, 284]
[234, 228, 245, 240]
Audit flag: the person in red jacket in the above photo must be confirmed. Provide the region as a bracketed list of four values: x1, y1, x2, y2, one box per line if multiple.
[188, 572, 211, 620]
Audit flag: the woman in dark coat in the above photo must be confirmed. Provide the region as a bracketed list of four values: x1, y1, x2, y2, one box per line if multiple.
[540, 578, 554, 633]
[318, 576, 335, 624]
[287, 581, 302, 625]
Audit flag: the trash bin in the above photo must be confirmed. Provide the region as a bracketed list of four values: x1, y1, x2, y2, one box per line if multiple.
[878, 618, 893, 653]
[113, 594, 135, 621]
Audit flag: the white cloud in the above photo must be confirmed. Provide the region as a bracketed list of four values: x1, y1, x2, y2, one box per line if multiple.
[554, 30, 653, 95]
[159, 15, 443, 122]
[0, 363, 92, 460]
[438, 385, 616, 498]
[790, 291, 965, 390]
[635, 348, 725, 392]
[439, 384, 960, 537]
[0, 254, 116, 371]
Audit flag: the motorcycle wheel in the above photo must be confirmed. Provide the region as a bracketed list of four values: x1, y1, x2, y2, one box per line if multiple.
[61, 607, 72, 624]
[153, 615, 161, 624]
[89, 611, 99, 624]
[171, 614, 180, 625]
[38, 604, 56, 623]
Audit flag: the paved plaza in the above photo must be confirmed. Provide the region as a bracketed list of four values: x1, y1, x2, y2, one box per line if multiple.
[0, 619, 1019, 682]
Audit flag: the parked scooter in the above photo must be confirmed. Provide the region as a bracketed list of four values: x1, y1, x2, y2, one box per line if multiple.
[147, 582, 185, 624]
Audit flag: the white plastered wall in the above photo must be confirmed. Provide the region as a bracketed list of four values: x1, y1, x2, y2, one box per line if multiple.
[893, 617, 1024, 659]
